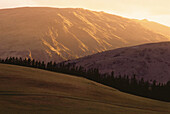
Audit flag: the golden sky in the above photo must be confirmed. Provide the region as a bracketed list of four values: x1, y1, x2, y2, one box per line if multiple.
[0, 0, 170, 27]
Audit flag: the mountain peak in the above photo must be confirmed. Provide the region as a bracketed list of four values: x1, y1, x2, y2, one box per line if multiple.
[141, 19, 149, 22]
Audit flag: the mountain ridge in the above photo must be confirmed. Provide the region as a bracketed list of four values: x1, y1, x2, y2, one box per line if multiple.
[0, 7, 169, 62]
[65, 41, 170, 83]
[135, 19, 170, 38]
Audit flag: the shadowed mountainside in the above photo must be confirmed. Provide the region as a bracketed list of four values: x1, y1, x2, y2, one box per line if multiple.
[0, 7, 169, 62]
[66, 42, 170, 83]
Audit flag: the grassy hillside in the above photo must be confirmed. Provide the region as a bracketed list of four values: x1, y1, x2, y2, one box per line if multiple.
[0, 64, 170, 113]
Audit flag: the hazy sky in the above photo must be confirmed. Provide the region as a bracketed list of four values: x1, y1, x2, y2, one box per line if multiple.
[0, 0, 170, 27]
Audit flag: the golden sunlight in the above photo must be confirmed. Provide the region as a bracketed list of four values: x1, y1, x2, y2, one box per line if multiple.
[0, 0, 170, 26]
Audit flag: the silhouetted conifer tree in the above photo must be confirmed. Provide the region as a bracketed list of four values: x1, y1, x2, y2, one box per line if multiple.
[0, 57, 169, 102]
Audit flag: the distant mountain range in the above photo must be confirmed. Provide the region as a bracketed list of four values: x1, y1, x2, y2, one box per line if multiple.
[66, 42, 170, 83]
[0, 7, 170, 62]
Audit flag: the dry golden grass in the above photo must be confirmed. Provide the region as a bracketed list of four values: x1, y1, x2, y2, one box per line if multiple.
[0, 63, 170, 113]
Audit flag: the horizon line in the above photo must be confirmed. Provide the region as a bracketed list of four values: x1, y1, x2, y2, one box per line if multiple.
[0, 6, 169, 27]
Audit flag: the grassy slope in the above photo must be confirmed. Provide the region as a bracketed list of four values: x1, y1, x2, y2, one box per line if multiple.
[0, 64, 170, 114]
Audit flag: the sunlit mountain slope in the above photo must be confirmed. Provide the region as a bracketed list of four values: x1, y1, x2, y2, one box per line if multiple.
[135, 19, 170, 38]
[0, 7, 169, 62]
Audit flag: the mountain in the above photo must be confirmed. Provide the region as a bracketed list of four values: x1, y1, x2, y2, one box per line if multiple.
[66, 42, 170, 83]
[0, 7, 169, 62]
[135, 19, 170, 38]
[0, 63, 170, 113]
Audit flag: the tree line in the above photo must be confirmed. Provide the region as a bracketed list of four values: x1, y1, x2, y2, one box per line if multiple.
[0, 57, 170, 102]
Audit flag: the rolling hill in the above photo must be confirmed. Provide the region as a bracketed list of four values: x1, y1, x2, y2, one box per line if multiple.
[66, 42, 170, 83]
[0, 63, 170, 113]
[0, 7, 170, 62]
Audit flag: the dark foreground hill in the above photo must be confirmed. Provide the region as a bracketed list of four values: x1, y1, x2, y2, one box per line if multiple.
[0, 63, 170, 113]
[66, 42, 170, 83]
[0, 7, 169, 62]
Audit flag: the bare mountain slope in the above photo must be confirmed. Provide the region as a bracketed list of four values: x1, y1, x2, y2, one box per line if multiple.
[0, 7, 169, 62]
[135, 19, 170, 38]
[66, 42, 170, 83]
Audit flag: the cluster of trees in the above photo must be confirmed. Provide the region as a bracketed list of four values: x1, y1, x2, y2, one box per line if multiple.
[0, 57, 170, 102]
